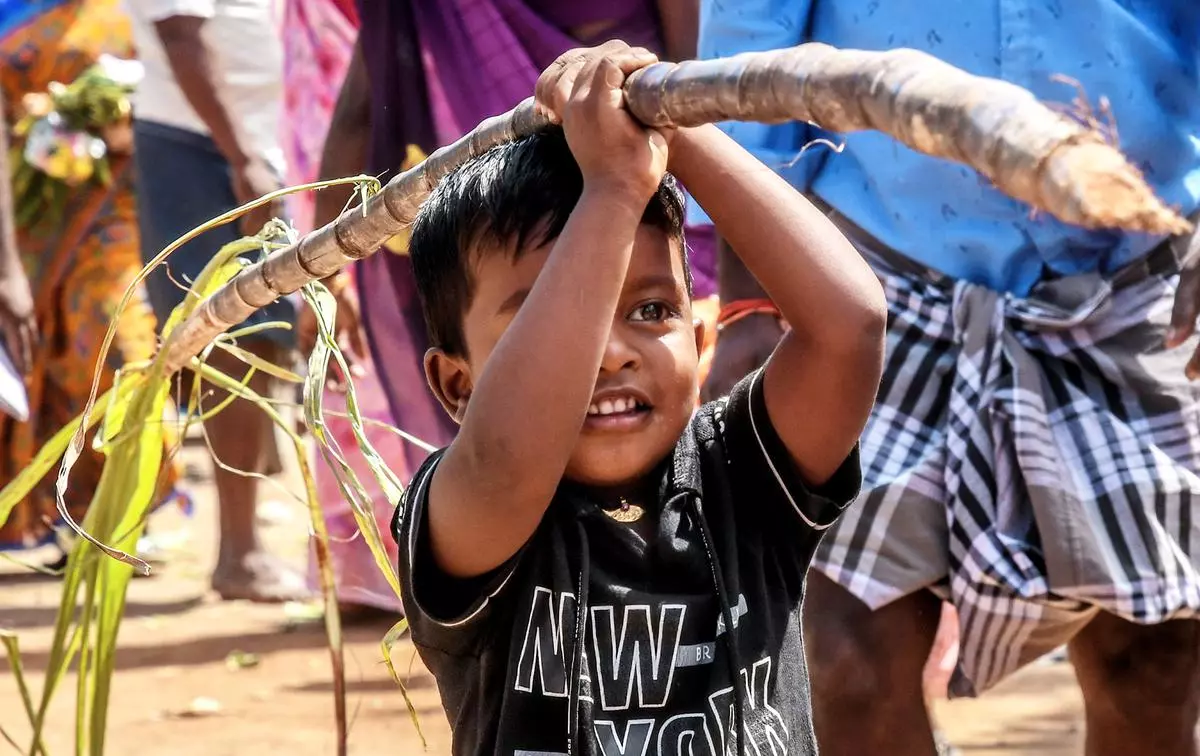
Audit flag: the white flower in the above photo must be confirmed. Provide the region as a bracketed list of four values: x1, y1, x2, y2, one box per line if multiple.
[96, 54, 145, 88]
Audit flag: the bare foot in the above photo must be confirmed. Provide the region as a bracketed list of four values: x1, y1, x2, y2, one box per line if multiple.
[211, 551, 312, 603]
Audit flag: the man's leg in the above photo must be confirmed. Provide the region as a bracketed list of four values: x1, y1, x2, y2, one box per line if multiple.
[133, 121, 306, 602]
[806, 571, 942, 755]
[1070, 613, 1200, 756]
[203, 340, 307, 602]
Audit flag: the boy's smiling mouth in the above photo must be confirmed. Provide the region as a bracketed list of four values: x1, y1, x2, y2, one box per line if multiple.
[588, 396, 646, 416]
[585, 389, 652, 431]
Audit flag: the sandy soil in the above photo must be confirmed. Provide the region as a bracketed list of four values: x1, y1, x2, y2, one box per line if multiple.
[0, 440, 1087, 755]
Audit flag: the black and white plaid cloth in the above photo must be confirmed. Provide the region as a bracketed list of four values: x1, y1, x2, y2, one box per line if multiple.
[813, 235, 1200, 696]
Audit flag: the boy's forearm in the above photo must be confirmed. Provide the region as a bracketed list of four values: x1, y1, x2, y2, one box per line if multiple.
[675, 125, 883, 484]
[432, 190, 644, 575]
[671, 125, 883, 344]
[313, 40, 370, 232]
[154, 16, 252, 167]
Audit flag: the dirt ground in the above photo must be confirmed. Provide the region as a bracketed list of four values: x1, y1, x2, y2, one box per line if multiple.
[1, 438, 1087, 755]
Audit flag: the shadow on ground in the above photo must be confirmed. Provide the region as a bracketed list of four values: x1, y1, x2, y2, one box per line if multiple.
[1, 595, 207, 631]
[0, 613, 405, 673]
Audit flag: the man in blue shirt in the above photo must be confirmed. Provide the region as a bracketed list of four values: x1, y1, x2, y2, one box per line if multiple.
[695, 1, 1200, 753]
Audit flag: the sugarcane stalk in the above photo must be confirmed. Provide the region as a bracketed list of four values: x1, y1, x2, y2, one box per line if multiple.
[161, 43, 1190, 373]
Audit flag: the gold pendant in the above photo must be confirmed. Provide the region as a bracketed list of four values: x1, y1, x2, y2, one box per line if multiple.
[604, 500, 645, 523]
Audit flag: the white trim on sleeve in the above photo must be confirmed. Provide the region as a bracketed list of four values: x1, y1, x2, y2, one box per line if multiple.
[746, 369, 835, 531]
[405, 458, 521, 628]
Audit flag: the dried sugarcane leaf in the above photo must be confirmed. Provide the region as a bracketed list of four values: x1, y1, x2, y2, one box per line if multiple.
[193, 357, 349, 755]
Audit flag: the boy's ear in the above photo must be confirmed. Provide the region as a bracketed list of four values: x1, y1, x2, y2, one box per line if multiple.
[424, 347, 472, 425]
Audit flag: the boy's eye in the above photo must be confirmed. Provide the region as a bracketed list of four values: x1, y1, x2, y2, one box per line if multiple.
[629, 302, 671, 322]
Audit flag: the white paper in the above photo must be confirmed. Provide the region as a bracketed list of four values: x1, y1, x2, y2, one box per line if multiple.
[0, 342, 29, 422]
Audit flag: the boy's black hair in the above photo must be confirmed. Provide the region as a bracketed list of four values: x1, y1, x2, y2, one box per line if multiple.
[408, 127, 689, 356]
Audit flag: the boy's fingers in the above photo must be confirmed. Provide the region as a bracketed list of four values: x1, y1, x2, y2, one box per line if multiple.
[593, 57, 627, 93]
[576, 48, 656, 108]
[602, 50, 659, 90]
[590, 39, 634, 57]
[568, 53, 612, 105]
[535, 53, 579, 109]
[610, 47, 658, 74]
[553, 64, 586, 111]
[535, 44, 614, 106]
[579, 43, 651, 84]
[548, 56, 594, 113]
[537, 42, 639, 114]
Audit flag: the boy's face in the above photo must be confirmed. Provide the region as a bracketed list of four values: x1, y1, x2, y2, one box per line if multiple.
[436, 225, 702, 490]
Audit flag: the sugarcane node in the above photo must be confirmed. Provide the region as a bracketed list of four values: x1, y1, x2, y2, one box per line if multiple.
[233, 261, 277, 308]
[294, 230, 338, 280]
[380, 169, 428, 227]
[379, 181, 412, 225]
[332, 202, 382, 260]
[210, 278, 257, 326]
[261, 257, 293, 298]
[623, 62, 674, 127]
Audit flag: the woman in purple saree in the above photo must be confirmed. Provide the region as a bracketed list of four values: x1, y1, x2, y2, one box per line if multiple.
[305, 0, 712, 615]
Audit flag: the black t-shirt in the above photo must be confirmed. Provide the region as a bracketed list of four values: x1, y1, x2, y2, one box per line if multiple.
[393, 370, 861, 755]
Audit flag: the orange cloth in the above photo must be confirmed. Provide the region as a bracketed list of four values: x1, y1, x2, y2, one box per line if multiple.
[0, 0, 181, 549]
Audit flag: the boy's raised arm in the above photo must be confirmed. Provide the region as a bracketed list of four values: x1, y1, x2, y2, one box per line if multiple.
[671, 126, 886, 486]
[426, 44, 668, 579]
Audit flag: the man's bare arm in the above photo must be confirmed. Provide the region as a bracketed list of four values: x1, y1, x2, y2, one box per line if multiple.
[153, 15, 249, 167]
[153, 15, 280, 231]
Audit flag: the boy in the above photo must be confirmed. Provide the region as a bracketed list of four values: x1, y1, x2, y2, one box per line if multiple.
[393, 42, 886, 754]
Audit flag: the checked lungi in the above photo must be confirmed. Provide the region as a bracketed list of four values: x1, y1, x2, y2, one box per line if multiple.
[813, 227, 1200, 697]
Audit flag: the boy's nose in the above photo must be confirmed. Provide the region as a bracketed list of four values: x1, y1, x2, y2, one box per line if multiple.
[599, 328, 640, 373]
